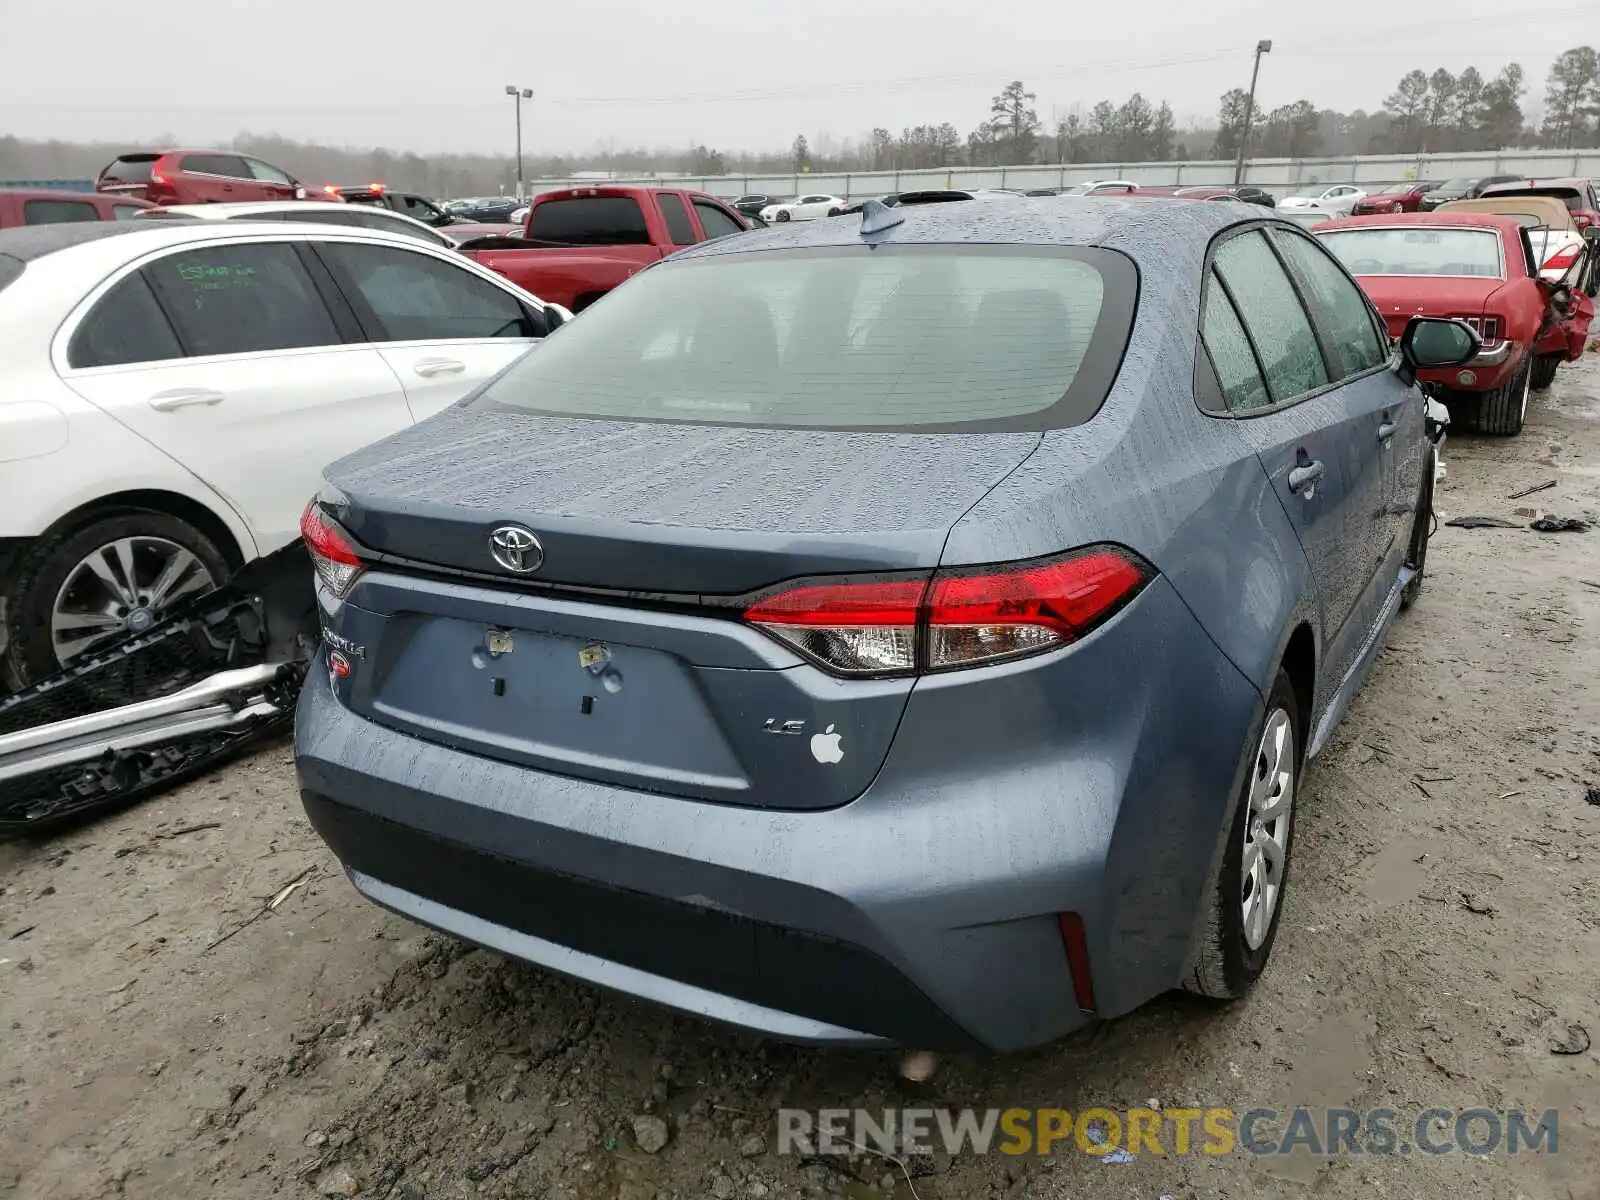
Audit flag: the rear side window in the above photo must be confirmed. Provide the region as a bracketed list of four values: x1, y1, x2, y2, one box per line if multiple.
[529, 197, 649, 245]
[318, 242, 544, 341]
[144, 243, 341, 357]
[476, 245, 1127, 430]
[657, 194, 697, 245]
[68, 273, 184, 368]
[101, 156, 157, 183]
[23, 200, 100, 225]
[1212, 231, 1329, 404]
[1200, 279, 1272, 412]
[695, 201, 745, 240]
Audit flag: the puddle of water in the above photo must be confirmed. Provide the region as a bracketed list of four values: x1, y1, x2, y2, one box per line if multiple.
[1354, 836, 1434, 907]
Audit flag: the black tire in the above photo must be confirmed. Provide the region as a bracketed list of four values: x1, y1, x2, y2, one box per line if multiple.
[1530, 353, 1561, 392]
[3, 511, 230, 690]
[827, 207, 842, 217]
[1183, 668, 1301, 1000]
[1400, 454, 1434, 611]
[1452, 356, 1530, 437]
[775, 210, 791, 223]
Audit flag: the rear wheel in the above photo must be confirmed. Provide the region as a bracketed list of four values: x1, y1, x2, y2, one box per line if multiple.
[3, 511, 229, 689]
[1530, 353, 1561, 392]
[775, 210, 791, 223]
[1451, 356, 1530, 437]
[1184, 669, 1300, 999]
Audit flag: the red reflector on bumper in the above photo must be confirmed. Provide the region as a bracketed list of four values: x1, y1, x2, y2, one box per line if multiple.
[1057, 912, 1097, 1014]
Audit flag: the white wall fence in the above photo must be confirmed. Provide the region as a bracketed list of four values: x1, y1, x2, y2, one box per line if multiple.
[521, 148, 1600, 202]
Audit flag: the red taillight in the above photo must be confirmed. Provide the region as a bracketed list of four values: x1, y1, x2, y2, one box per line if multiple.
[743, 577, 925, 675]
[742, 547, 1153, 677]
[1542, 245, 1582, 275]
[1057, 912, 1097, 1014]
[300, 501, 364, 597]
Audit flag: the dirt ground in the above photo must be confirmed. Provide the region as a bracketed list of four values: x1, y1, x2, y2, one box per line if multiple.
[4, 358, 1600, 1200]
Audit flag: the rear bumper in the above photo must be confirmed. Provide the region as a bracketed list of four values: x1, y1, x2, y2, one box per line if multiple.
[294, 577, 1264, 1052]
[1419, 342, 1522, 391]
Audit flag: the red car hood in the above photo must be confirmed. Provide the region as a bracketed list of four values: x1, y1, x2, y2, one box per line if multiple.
[1355, 274, 1506, 336]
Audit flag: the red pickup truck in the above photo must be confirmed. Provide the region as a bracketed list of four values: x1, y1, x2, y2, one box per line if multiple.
[458, 186, 752, 312]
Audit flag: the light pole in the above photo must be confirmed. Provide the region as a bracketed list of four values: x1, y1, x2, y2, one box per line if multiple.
[1232, 40, 1272, 187]
[506, 85, 532, 199]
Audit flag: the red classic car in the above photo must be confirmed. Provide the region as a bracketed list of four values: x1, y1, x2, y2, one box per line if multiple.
[1313, 212, 1571, 436]
[1350, 180, 1441, 216]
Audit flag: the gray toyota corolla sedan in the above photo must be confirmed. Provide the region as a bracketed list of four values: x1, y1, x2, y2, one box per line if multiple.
[294, 197, 1476, 1052]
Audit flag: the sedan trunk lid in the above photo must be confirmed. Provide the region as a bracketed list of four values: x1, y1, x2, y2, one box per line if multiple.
[317, 410, 1041, 811]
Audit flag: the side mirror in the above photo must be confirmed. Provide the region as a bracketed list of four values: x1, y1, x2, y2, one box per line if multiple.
[1398, 316, 1480, 385]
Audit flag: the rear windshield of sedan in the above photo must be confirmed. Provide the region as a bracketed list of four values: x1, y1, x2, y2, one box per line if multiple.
[476, 245, 1133, 431]
[1316, 227, 1503, 277]
[1487, 187, 1585, 213]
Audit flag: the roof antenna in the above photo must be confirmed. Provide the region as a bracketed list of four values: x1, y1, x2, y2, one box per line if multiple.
[859, 198, 905, 236]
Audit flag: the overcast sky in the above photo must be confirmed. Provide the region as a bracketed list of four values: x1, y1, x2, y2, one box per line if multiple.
[2, 0, 1585, 156]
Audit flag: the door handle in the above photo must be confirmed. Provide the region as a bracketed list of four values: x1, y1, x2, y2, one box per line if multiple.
[1377, 421, 1397, 442]
[148, 388, 224, 411]
[412, 358, 465, 378]
[1288, 460, 1325, 494]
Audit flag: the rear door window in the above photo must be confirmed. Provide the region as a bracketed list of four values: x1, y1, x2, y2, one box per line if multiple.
[1271, 228, 1388, 376]
[317, 242, 544, 341]
[657, 194, 697, 245]
[144, 243, 343, 357]
[68, 272, 185, 369]
[1212, 231, 1330, 403]
[23, 199, 100, 225]
[528, 196, 650, 245]
[181, 153, 251, 178]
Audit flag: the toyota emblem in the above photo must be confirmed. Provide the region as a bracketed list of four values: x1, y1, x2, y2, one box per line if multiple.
[488, 525, 544, 574]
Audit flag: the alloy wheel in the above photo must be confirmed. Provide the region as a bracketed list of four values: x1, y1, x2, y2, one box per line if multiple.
[50, 536, 220, 667]
[1241, 708, 1296, 950]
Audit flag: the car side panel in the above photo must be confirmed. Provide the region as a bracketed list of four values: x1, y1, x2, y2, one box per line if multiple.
[942, 255, 1321, 711]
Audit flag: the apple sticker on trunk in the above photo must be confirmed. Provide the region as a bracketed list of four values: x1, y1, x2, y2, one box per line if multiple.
[810, 724, 843, 765]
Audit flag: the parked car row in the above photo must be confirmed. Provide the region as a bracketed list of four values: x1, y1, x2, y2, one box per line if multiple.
[1309, 177, 1599, 433]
